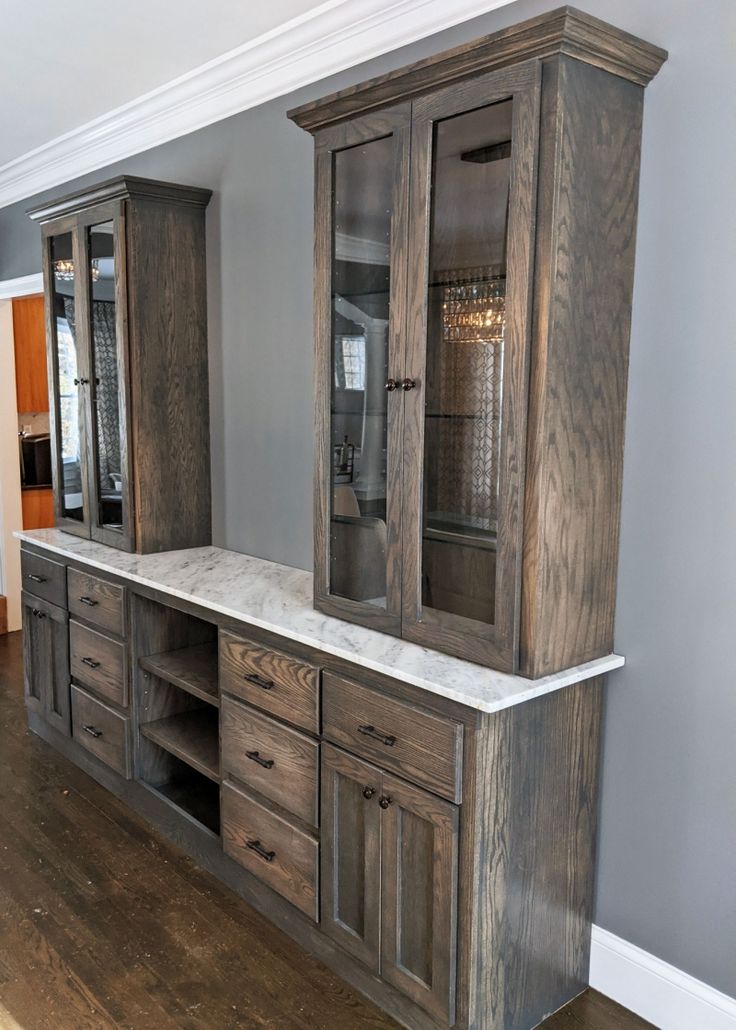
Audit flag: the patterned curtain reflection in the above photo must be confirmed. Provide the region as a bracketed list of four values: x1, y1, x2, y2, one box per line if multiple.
[90, 300, 121, 489]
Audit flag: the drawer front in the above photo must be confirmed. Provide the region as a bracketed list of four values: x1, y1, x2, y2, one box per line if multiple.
[222, 781, 318, 920]
[68, 567, 126, 637]
[221, 696, 319, 827]
[21, 550, 67, 608]
[70, 620, 128, 708]
[220, 632, 319, 733]
[322, 673, 463, 803]
[71, 685, 131, 778]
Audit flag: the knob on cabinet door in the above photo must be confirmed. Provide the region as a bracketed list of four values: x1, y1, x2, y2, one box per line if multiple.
[400, 378, 417, 391]
[385, 378, 398, 392]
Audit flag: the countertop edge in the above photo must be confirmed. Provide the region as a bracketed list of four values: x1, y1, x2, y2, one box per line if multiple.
[14, 530, 625, 715]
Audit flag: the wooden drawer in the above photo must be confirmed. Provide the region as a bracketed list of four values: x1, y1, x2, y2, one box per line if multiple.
[219, 632, 319, 733]
[70, 620, 128, 708]
[20, 549, 66, 608]
[221, 696, 319, 827]
[71, 684, 131, 778]
[322, 672, 463, 803]
[68, 567, 126, 637]
[222, 781, 318, 920]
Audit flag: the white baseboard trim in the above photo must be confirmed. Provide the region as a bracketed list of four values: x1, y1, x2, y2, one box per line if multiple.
[0, 273, 43, 300]
[591, 925, 736, 1030]
[0, 0, 516, 211]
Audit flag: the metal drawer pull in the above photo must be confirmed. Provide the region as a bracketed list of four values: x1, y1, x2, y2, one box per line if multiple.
[244, 672, 274, 691]
[26, 573, 46, 583]
[80, 656, 101, 669]
[246, 750, 274, 770]
[79, 596, 98, 607]
[362, 786, 376, 800]
[358, 724, 396, 747]
[379, 795, 393, 810]
[246, 839, 275, 862]
[83, 725, 102, 738]
[31, 608, 47, 619]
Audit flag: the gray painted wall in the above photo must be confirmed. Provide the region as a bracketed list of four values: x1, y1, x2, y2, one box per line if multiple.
[1, 0, 734, 999]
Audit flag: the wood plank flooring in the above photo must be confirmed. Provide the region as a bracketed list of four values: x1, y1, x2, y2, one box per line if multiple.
[0, 631, 652, 1030]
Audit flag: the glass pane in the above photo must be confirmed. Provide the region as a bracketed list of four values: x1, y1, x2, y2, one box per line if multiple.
[88, 221, 123, 532]
[329, 135, 392, 606]
[421, 99, 513, 626]
[50, 232, 84, 521]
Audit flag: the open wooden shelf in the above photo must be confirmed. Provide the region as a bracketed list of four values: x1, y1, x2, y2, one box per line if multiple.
[149, 766, 221, 836]
[140, 708, 219, 782]
[139, 642, 218, 707]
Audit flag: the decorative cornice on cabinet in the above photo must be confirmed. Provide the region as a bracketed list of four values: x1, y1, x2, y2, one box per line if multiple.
[27, 175, 212, 223]
[0, 0, 522, 212]
[288, 5, 667, 131]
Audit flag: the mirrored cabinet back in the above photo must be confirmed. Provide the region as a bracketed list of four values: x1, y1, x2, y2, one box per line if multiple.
[28, 176, 212, 554]
[289, 6, 667, 677]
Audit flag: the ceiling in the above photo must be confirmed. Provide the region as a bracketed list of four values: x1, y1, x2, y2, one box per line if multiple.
[0, 0, 328, 167]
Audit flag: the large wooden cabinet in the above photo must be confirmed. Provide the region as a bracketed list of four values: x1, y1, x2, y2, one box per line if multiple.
[28, 177, 212, 554]
[289, 8, 666, 676]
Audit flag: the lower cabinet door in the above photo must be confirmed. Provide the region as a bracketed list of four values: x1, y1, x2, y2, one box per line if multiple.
[321, 743, 382, 971]
[380, 773, 459, 1026]
[21, 591, 70, 736]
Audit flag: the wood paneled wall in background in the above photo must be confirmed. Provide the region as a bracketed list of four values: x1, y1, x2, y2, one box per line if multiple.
[21, 487, 54, 530]
[12, 295, 48, 413]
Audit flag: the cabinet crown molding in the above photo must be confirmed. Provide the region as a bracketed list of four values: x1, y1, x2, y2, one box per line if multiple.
[27, 175, 212, 224]
[287, 5, 667, 132]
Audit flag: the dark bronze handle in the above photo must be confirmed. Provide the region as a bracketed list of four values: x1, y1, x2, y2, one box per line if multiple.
[400, 378, 416, 391]
[26, 573, 46, 583]
[80, 657, 100, 669]
[31, 608, 47, 619]
[379, 795, 393, 810]
[385, 378, 397, 392]
[73, 377, 90, 386]
[79, 596, 98, 607]
[246, 750, 274, 770]
[244, 672, 274, 691]
[83, 724, 102, 738]
[358, 724, 396, 747]
[362, 786, 376, 800]
[246, 839, 275, 862]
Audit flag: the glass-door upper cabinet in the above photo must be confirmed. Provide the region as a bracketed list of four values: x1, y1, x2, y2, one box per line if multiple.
[314, 107, 410, 633]
[46, 228, 90, 535]
[401, 65, 540, 669]
[84, 213, 131, 548]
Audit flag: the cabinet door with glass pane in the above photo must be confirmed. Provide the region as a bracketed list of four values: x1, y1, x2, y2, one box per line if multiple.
[401, 63, 541, 671]
[313, 106, 411, 634]
[79, 203, 133, 550]
[43, 221, 92, 538]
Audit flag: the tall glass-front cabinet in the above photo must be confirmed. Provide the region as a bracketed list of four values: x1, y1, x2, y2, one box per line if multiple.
[29, 177, 212, 554]
[290, 11, 667, 676]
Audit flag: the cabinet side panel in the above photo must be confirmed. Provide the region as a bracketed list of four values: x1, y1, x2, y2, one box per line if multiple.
[521, 57, 644, 677]
[126, 198, 211, 552]
[470, 678, 604, 1029]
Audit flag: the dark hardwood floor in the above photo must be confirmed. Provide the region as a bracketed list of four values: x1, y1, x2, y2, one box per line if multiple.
[0, 631, 651, 1030]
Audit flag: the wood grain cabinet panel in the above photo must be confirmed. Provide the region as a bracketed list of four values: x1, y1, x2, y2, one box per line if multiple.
[21, 591, 70, 736]
[12, 295, 48, 413]
[69, 620, 128, 708]
[71, 684, 131, 778]
[20, 549, 66, 608]
[68, 567, 126, 637]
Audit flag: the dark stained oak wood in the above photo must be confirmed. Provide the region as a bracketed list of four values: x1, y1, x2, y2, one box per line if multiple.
[219, 630, 320, 734]
[321, 744, 383, 972]
[380, 773, 459, 1026]
[67, 566, 126, 637]
[70, 684, 131, 779]
[21, 590, 70, 736]
[287, 6, 666, 131]
[323, 671, 463, 803]
[519, 57, 644, 678]
[140, 707, 220, 782]
[221, 695, 319, 826]
[139, 641, 219, 707]
[69, 620, 128, 708]
[222, 780, 319, 922]
[20, 547, 67, 609]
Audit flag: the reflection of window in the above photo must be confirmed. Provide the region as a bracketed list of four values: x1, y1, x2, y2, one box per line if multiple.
[56, 317, 79, 460]
[334, 335, 366, 391]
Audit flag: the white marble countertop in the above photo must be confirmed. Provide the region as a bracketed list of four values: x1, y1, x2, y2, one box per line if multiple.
[15, 528, 624, 715]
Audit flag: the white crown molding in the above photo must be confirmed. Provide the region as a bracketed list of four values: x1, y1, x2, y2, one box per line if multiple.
[0, 0, 515, 212]
[591, 925, 736, 1030]
[0, 273, 44, 299]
